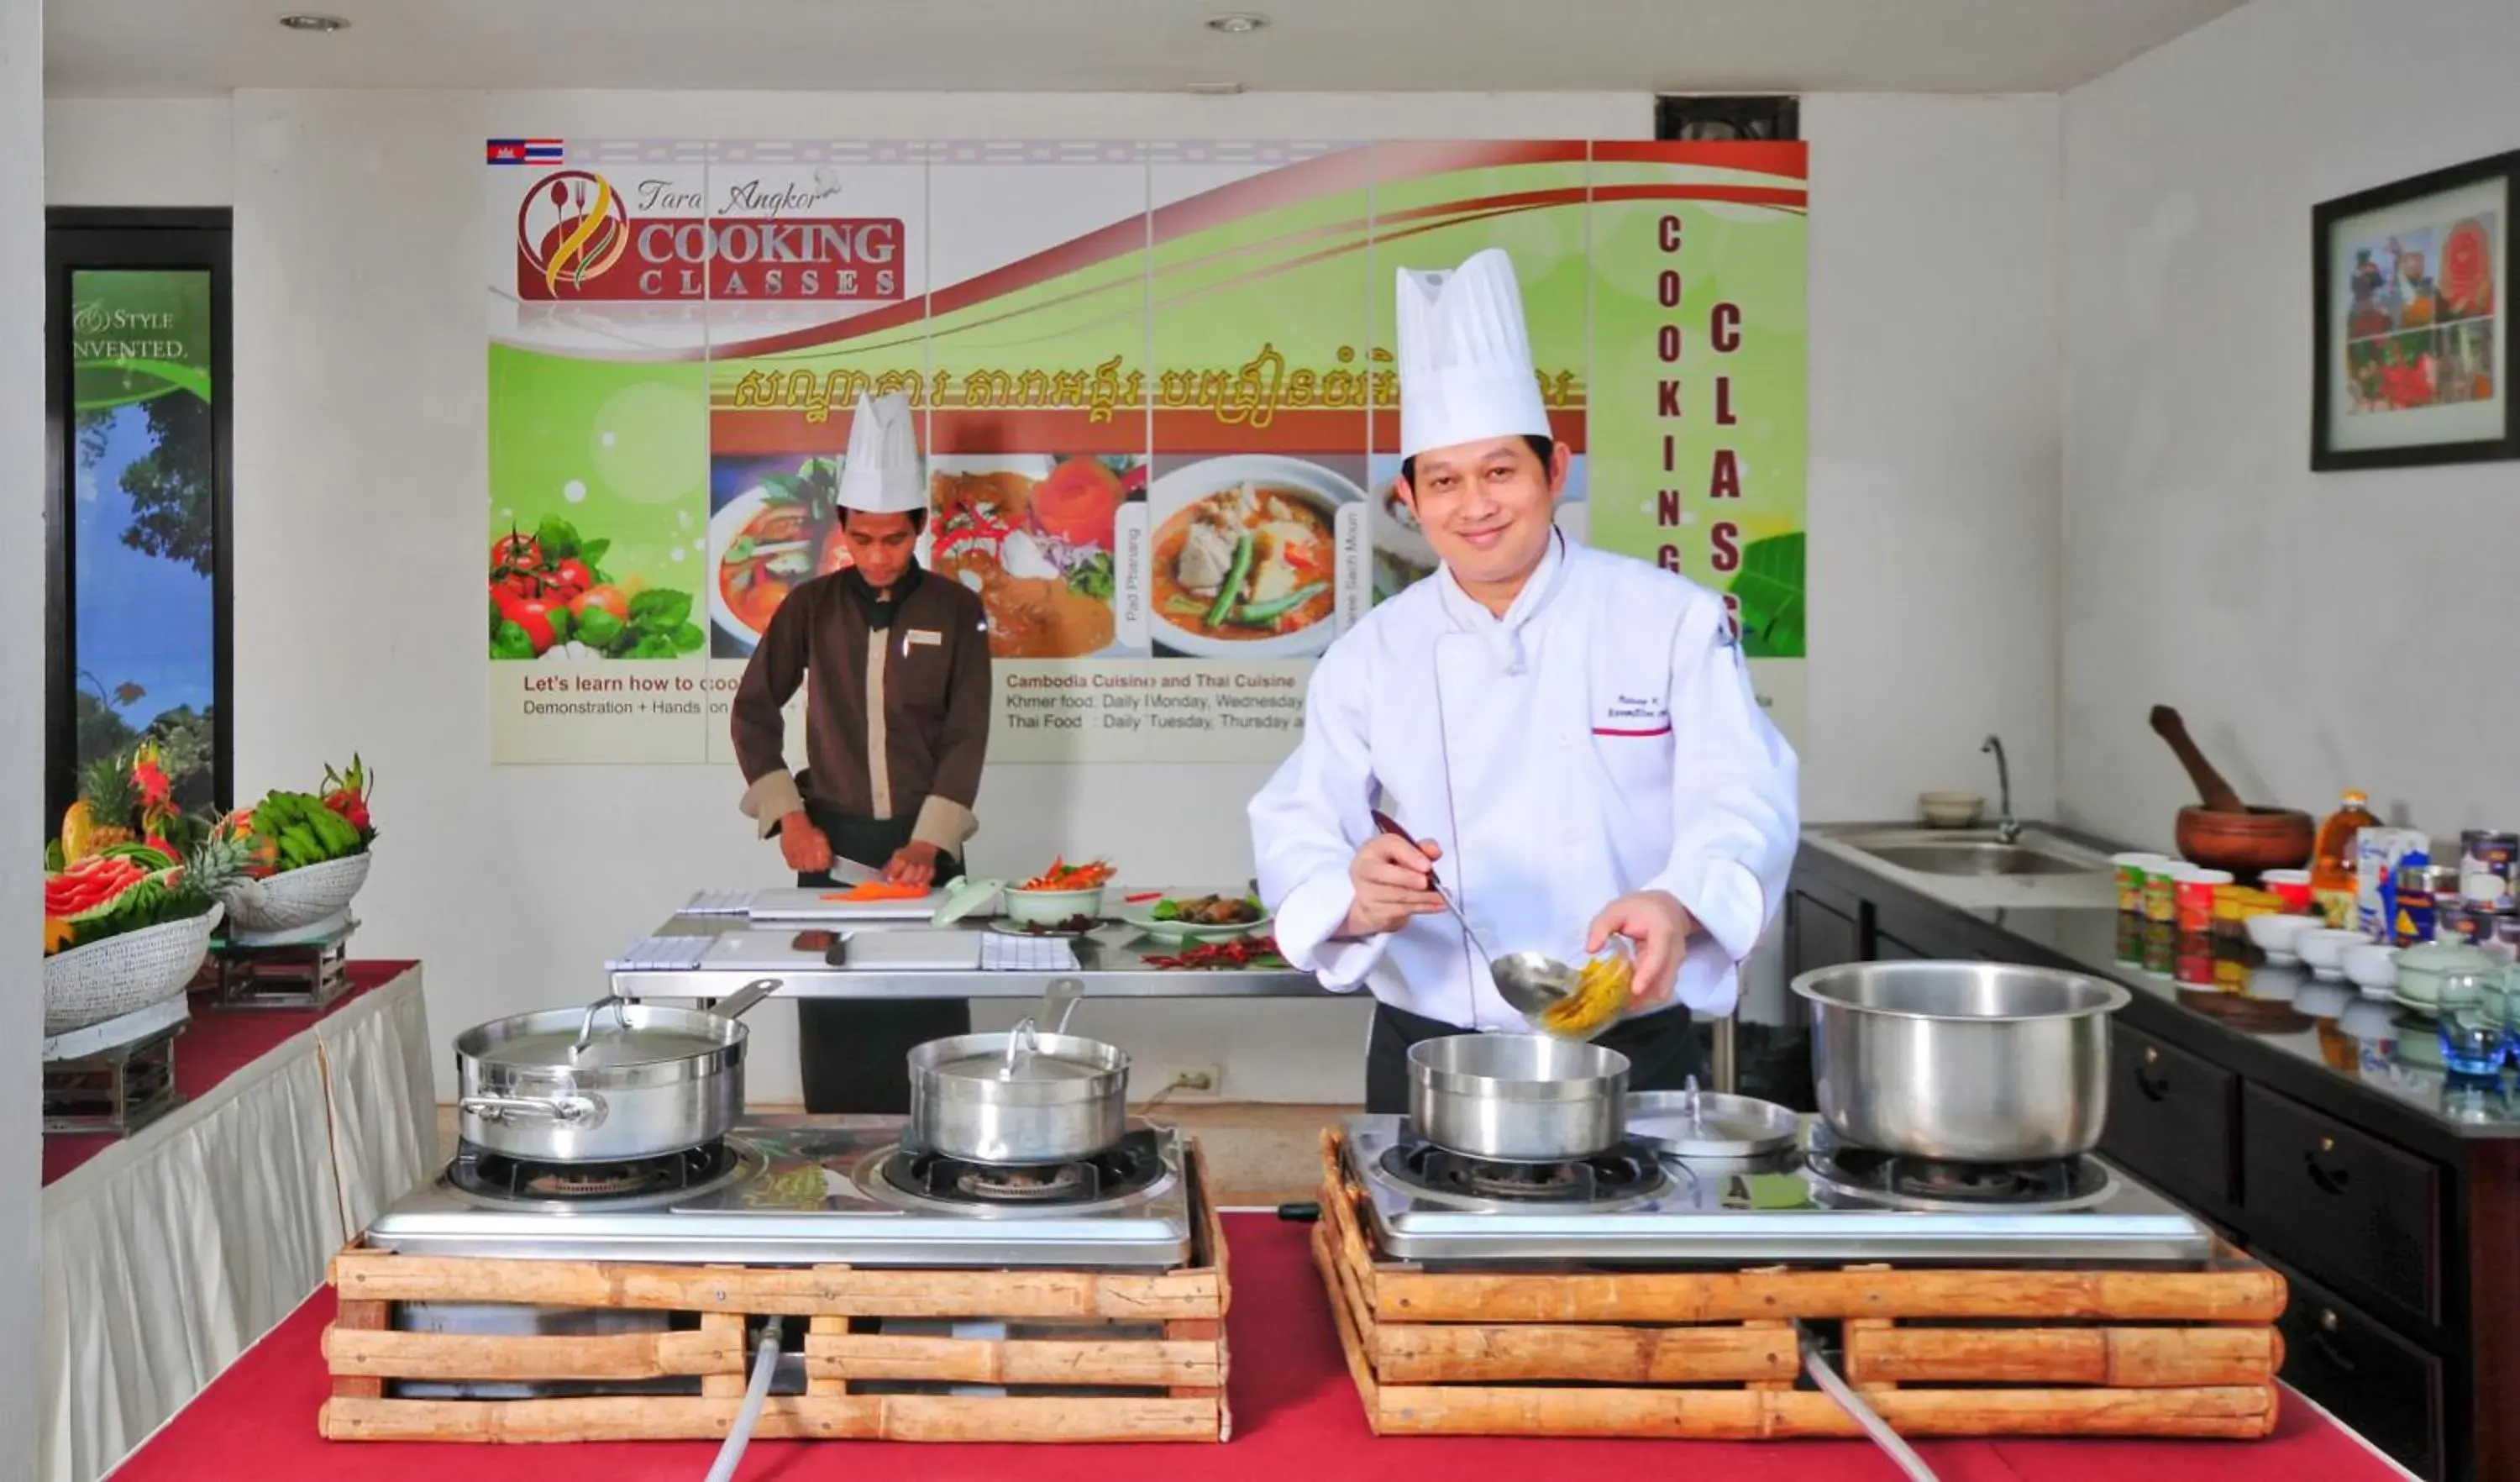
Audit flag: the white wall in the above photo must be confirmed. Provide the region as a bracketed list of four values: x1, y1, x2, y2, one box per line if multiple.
[2059, 0, 2520, 852]
[45, 97, 231, 204]
[4, 1, 45, 1475]
[47, 87, 2065, 1101]
[1801, 94, 2062, 825]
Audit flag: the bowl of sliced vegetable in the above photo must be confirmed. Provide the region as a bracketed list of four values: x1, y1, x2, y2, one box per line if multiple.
[1002, 856, 1116, 927]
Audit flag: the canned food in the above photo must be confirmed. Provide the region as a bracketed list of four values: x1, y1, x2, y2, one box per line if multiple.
[2114, 912, 2144, 965]
[2143, 862, 2183, 924]
[2113, 853, 2166, 914]
[2437, 904, 2497, 946]
[2491, 915, 2520, 966]
[2261, 868, 2314, 915]
[2460, 830, 2519, 912]
[2177, 870, 2233, 935]
[2393, 864, 2457, 945]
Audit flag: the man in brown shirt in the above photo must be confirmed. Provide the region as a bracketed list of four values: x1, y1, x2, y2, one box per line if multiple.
[732, 392, 992, 1112]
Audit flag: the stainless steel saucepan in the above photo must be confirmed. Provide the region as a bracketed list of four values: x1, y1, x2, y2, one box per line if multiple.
[1793, 959, 2130, 1163]
[1408, 1033, 1630, 1161]
[906, 979, 1128, 1165]
[454, 978, 783, 1164]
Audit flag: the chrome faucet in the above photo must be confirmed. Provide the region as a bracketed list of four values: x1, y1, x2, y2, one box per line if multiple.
[1982, 734, 2019, 844]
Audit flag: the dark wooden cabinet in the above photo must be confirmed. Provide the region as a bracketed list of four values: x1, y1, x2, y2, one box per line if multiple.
[2241, 1083, 2443, 1333]
[2101, 1030, 2237, 1216]
[1788, 891, 1858, 975]
[1791, 838, 2501, 1481]
[2267, 1254, 2447, 1480]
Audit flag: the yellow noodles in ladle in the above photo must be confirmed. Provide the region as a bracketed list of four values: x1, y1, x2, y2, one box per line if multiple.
[1536, 952, 1633, 1038]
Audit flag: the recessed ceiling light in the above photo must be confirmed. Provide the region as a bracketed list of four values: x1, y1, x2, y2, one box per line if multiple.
[278, 13, 349, 33]
[1205, 13, 1269, 34]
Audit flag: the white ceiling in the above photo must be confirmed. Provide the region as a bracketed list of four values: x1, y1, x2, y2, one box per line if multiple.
[45, 0, 2247, 98]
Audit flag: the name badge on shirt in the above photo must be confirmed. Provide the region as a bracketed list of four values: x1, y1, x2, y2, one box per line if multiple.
[904, 628, 943, 648]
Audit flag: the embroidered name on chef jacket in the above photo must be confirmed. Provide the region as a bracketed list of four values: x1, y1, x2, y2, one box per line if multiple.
[1593, 693, 1672, 738]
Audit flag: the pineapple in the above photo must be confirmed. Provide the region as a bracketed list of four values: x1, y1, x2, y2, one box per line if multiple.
[80, 753, 138, 848]
[176, 833, 258, 915]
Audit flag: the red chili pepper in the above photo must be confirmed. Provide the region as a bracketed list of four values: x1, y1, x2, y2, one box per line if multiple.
[1147, 934, 1284, 970]
[1124, 891, 1163, 904]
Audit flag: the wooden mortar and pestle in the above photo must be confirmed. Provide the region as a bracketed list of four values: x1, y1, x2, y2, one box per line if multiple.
[2150, 706, 2315, 875]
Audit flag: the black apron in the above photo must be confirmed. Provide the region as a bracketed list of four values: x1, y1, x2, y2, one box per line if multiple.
[1362, 998, 1700, 1117]
[792, 800, 969, 1115]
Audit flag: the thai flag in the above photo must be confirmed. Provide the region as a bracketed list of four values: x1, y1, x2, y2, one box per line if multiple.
[486, 139, 564, 166]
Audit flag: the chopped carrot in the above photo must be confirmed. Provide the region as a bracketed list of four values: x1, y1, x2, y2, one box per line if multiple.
[822, 882, 929, 901]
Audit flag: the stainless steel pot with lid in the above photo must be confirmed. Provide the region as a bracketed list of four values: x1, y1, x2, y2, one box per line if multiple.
[454, 977, 782, 1164]
[1793, 959, 2130, 1163]
[905, 977, 1129, 1166]
[1407, 1033, 1630, 1162]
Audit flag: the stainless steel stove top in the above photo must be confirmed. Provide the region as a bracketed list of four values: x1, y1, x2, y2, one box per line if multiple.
[1342, 1114, 2212, 1266]
[366, 1115, 1194, 1268]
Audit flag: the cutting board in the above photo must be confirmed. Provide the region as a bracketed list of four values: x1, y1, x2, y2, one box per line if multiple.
[747, 886, 949, 922]
[698, 931, 844, 972]
[836, 929, 984, 972]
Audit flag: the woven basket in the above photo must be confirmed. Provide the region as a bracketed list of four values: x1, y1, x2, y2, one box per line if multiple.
[43, 904, 223, 1035]
[218, 852, 372, 934]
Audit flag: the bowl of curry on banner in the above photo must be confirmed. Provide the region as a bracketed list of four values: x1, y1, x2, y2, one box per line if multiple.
[931, 454, 1131, 660]
[1146, 455, 1358, 660]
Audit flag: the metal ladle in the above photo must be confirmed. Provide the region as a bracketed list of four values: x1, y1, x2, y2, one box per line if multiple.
[1369, 810, 1574, 1016]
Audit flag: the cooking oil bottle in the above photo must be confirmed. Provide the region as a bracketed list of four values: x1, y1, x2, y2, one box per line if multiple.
[2312, 789, 2380, 928]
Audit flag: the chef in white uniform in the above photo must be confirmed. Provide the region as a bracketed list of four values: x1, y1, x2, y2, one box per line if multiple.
[1247, 249, 1799, 1112]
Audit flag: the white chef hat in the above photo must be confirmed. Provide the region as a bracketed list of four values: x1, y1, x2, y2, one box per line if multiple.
[835, 391, 926, 515]
[1395, 248, 1552, 461]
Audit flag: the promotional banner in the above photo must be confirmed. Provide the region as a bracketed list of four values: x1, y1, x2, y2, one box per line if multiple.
[486, 139, 1807, 765]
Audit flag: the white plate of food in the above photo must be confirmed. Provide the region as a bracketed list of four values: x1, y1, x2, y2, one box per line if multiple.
[931, 455, 1132, 660]
[710, 461, 848, 650]
[1110, 890, 1272, 942]
[1147, 455, 1358, 658]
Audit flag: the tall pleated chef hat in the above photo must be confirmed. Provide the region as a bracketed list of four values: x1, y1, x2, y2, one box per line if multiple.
[1394, 248, 1552, 460]
[835, 391, 926, 515]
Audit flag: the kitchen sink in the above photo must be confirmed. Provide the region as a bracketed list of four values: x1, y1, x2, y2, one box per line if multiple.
[1859, 843, 2096, 878]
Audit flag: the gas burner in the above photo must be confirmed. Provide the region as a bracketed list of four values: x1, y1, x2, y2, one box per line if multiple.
[1805, 1144, 2117, 1213]
[1377, 1139, 1672, 1207]
[445, 1141, 755, 1210]
[871, 1129, 1171, 1211]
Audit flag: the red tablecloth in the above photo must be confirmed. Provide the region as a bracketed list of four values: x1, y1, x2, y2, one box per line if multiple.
[112, 1210, 2402, 1482]
[44, 961, 420, 1185]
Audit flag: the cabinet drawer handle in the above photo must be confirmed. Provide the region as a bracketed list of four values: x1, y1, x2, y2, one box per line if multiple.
[2310, 1311, 2357, 1372]
[2304, 1148, 2355, 1196]
[2134, 1063, 2172, 1101]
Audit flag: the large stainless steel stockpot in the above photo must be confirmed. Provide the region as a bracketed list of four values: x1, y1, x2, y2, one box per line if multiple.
[1793, 960, 2129, 1163]
[453, 978, 781, 1164]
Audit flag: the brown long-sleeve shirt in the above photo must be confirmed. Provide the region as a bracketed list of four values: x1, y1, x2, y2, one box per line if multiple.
[731, 570, 994, 854]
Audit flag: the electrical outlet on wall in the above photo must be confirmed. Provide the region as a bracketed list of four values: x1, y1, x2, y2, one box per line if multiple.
[1145, 1064, 1224, 1100]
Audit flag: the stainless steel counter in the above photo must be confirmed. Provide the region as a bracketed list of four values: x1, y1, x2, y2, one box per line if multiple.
[608, 912, 1332, 1001]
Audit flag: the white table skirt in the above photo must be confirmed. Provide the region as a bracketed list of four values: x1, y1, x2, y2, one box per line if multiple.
[39, 966, 433, 1482]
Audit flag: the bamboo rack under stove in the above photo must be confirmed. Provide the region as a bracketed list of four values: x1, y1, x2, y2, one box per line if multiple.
[1312, 1127, 2287, 1441]
[318, 1140, 1231, 1443]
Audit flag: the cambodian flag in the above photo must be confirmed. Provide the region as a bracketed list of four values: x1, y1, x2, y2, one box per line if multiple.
[486, 139, 564, 166]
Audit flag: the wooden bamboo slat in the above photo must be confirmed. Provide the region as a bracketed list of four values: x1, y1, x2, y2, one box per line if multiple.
[1843, 1324, 2285, 1389]
[318, 1394, 1222, 1443]
[1310, 1127, 2286, 1442]
[318, 1139, 1230, 1444]
[802, 1333, 1220, 1387]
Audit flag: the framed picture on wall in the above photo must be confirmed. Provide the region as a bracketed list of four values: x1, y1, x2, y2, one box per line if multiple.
[2313, 149, 2517, 471]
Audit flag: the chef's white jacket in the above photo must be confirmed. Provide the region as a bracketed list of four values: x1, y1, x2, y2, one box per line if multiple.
[1248, 534, 1799, 1027]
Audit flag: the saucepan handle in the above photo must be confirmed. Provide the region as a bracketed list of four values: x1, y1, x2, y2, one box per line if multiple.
[459, 1094, 603, 1127]
[707, 978, 785, 1021]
